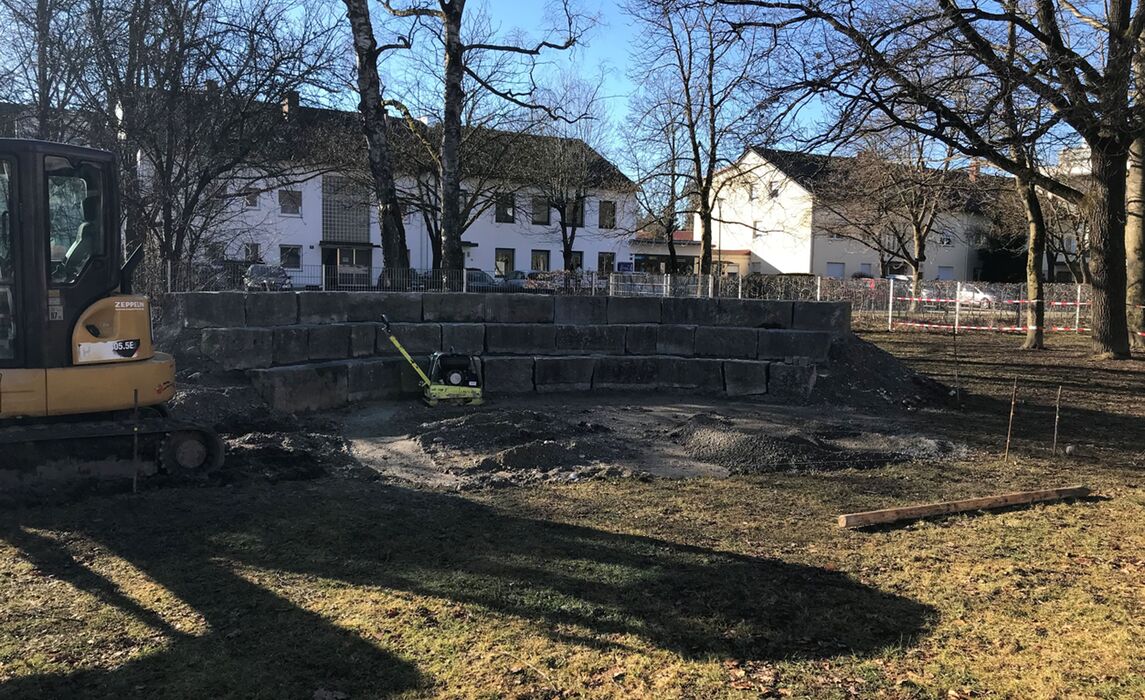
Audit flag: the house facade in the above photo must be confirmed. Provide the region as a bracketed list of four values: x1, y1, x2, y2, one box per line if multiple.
[210, 113, 636, 288]
[692, 147, 988, 280]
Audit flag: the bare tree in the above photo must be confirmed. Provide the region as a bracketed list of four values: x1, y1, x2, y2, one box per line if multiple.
[626, 0, 775, 275]
[78, 0, 343, 290]
[343, 0, 410, 271]
[378, 0, 589, 272]
[721, 0, 1145, 357]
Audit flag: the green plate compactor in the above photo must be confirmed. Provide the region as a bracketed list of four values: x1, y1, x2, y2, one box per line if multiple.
[380, 314, 484, 406]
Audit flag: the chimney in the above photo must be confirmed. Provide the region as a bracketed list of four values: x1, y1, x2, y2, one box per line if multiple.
[968, 159, 980, 182]
[282, 90, 300, 119]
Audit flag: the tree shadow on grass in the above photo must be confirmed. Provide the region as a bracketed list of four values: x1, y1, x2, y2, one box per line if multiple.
[0, 481, 936, 698]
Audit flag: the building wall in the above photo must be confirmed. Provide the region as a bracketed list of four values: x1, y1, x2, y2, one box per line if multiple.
[222, 174, 635, 280]
[697, 150, 986, 280]
[694, 151, 816, 274]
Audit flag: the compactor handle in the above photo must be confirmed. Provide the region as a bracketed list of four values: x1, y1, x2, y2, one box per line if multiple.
[380, 313, 392, 335]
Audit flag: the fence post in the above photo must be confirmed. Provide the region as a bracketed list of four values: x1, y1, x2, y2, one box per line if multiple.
[1075, 284, 1082, 332]
[954, 281, 962, 333]
[609, 273, 617, 297]
[815, 275, 822, 301]
[738, 275, 743, 299]
[887, 279, 895, 331]
[663, 274, 669, 297]
[708, 275, 715, 298]
[462, 270, 467, 294]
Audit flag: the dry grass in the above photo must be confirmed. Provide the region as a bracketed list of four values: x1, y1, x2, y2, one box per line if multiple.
[1, 331, 1143, 699]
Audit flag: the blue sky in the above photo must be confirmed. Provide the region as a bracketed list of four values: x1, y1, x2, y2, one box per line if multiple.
[477, 0, 635, 124]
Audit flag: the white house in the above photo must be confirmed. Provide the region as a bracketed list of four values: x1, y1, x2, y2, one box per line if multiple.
[210, 109, 636, 288]
[693, 147, 989, 280]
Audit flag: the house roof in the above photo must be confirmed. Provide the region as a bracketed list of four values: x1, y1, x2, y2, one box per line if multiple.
[748, 147, 846, 189]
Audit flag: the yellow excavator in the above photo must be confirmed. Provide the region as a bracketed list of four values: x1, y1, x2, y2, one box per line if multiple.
[0, 138, 223, 474]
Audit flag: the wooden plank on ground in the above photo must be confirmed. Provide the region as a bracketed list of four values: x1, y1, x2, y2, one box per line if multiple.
[837, 486, 1091, 529]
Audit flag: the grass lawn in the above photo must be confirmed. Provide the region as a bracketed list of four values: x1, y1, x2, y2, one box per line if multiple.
[1, 332, 1143, 699]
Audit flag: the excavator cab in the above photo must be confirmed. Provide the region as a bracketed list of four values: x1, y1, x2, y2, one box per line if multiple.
[0, 138, 222, 473]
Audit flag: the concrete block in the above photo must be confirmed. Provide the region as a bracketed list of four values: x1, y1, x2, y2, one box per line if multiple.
[245, 292, 297, 326]
[482, 356, 535, 394]
[757, 329, 833, 363]
[625, 325, 658, 355]
[350, 324, 377, 358]
[607, 296, 662, 324]
[441, 323, 485, 354]
[200, 328, 272, 370]
[554, 296, 607, 325]
[716, 299, 793, 328]
[298, 292, 351, 324]
[656, 325, 696, 356]
[250, 361, 349, 412]
[724, 360, 769, 396]
[308, 323, 352, 361]
[348, 358, 404, 402]
[694, 327, 758, 359]
[534, 356, 596, 392]
[423, 293, 485, 322]
[178, 292, 246, 328]
[593, 356, 659, 390]
[347, 292, 421, 323]
[768, 362, 818, 400]
[484, 294, 554, 323]
[555, 325, 625, 354]
[485, 324, 556, 354]
[657, 357, 723, 390]
[272, 326, 310, 366]
[792, 301, 851, 333]
[661, 297, 718, 325]
[377, 323, 441, 356]
[397, 355, 432, 394]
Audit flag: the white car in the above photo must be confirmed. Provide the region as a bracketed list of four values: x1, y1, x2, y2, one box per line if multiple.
[958, 284, 996, 308]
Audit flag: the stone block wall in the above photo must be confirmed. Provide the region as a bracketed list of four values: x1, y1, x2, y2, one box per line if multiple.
[166, 291, 849, 412]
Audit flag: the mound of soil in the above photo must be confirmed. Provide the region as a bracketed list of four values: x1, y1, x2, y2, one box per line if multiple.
[414, 410, 609, 454]
[814, 335, 953, 411]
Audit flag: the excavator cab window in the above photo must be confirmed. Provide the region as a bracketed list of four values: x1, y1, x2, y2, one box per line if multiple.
[0, 159, 14, 359]
[46, 155, 105, 286]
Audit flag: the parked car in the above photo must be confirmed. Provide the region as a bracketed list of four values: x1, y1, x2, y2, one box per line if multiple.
[500, 270, 529, 290]
[244, 264, 294, 291]
[958, 284, 997, 308]
[465, 268, 501, 292]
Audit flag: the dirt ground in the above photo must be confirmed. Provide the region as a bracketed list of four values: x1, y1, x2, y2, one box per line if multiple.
[2, 330, 1143, 698]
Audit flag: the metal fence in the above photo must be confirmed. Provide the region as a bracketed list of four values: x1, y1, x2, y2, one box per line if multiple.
[179, 263, 1095, 336]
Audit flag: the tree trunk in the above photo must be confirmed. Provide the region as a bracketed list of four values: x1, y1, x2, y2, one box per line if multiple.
[1087, 143, 1132, 358]
[343, 0, 409, 271]
[667, 229, 679, 273]
[1127, 134, 1145, 349]
[561, 223, 575, 271]
[699, 204, 713, 275]
[909, 260, 921, 313]
[1017, 178, 1046, 349]
[439, 1, 465, 274]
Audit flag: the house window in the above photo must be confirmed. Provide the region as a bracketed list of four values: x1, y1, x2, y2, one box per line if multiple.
[241, 190, 259, 208]
[495, 248, 515, 277]
[570, 199, 585, 227]
[244, 242, 261, 262]
[570, 251, 584, 270]
[860, 262, 873, 276]
[531, 196, 550, 225]
[531, 249, 550, 272]
[495, 192, 515, 223]
[597, 252, 615, 273]
[938, 265, 955, 280]
[279, 189, 302, 216]
[598, 200, 616, 229]
[280, 244, 301, 269]
[747, 183, 756, 201]
[825, 261, 845, 279]
[752, 220, 764, 239]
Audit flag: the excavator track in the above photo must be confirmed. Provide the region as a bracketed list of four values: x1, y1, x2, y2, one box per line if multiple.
[0, 416, 224, 487]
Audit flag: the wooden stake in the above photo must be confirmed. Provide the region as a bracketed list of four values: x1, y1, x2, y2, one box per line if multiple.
[1004, 378, 1018, 461]
[837, 486, 1091, 528]
[1053, 387, 1062, 458]
[132, 389, 140, 494]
